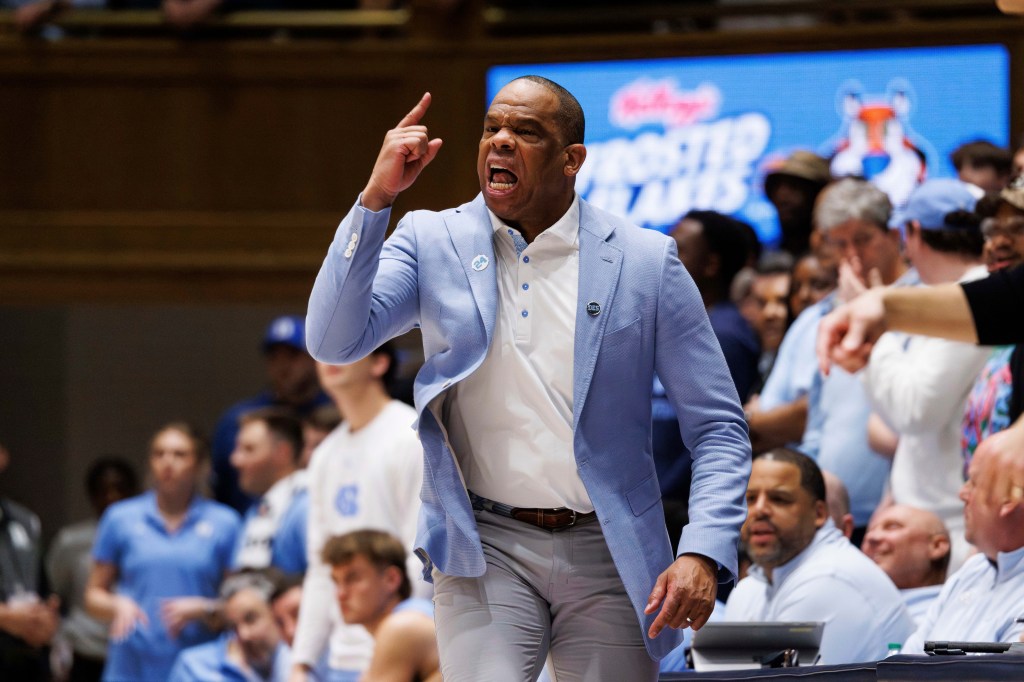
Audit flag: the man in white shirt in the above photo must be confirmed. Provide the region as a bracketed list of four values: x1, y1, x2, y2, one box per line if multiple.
[861, 504, 950, 626]
[726, 448, 914, 664]
[289, 343, 424, 682]
[902, 445, 1024, 652]
[232, 410, 309, 576]
[862, 178, 991, 569]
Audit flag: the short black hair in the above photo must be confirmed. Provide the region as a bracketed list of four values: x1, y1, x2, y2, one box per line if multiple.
[756, 447, 826, 503]
[683, 210, 752, 290]
[755, 250, 795, 276]
[951, 140, 1012, 175]
[916, 211, 983, 257]
[372, 341, 399, 392]
[515, 75, 585, 146]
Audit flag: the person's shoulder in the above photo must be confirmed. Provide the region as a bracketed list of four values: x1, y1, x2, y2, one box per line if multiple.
[377, 607, 435, 648]
[583, 200, 669, 248]
[170, 638, 223, 680]
[195, 498, 243, 527]
[1, 498, 41, 535]
[402, 195, 486, 229]
[101, 493, 148, 523]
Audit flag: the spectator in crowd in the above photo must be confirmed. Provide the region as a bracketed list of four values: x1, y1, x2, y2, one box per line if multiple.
[46, 457, 139, 682]
[211, 315, 331, 515]
[726, 448, 913, 664]
[322, 530, 439, 682]
[861, 179, 990, 569]
[789, 252, 837, 320]
[169, 570, 291, 682]
[962, 183, 1024, 474]
[862, 505, 950, 626]
[802, 178, 909, 543]
[85, 423, 241, 682]
[901, 446, 1024, 652]
[231, 409, 309, 577]
[670, 209, 760, 402]
[951, 139, 1012, 194]
[290, 343, 424, 682]
[746, 252, 794, 393]
[269, 575, 302, 648]
[299, 405, 341, 469]
[763, 150, 831, 256]
[0, 443, 60, 682]
[822, 470, 853, 540]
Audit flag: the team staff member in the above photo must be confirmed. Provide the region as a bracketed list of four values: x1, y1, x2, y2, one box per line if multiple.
[305, 78, 750, 681]
[85, 423, 241, 682]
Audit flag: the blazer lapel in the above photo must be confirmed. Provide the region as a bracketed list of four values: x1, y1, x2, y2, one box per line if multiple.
[445, 194, 498, 347]
[573, 202, 622, 429]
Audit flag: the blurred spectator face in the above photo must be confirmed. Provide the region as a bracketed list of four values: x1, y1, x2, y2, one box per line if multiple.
[224, 587, 282, 670]
[301, 424, 331, 468]
[960, 450, 1004, 559]
[789, 254, 837, 318]
[316, 355, 385, 396]
[149, 428, 200, 497]
[271, 585, 303, 647]
[768, 177, 815, 229]
[231, 420, 282, 497]
[670, 218, 708, 282]
[958, 163, 1008, 194]
[330, 555, 401, 627]
[89, 467, 137, 517]
[862, 505, 949, 589]
[821, 219, 899, 281]
[981, 202, 1024, 273]
[266, 345, 319, 405]
[741, 459, 826, 575]
[1014, 147, 1024, 177]
[750, 272, 791, 353]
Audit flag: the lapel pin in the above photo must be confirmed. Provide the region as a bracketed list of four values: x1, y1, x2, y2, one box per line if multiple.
[586, 301, 601, 317]
[472, 255, 489, 272]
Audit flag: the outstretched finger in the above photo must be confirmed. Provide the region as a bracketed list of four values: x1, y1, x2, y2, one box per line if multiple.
[397, 92, 432, 128]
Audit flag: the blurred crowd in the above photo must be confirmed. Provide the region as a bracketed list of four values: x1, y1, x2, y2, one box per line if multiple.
[3, 135, 1024, 680]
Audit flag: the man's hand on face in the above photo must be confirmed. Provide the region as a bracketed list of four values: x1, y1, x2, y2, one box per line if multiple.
[361, 92, 444, 212]
[644, 553, 718, 639]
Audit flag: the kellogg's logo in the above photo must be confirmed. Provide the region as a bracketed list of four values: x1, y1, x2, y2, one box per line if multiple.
[610, 79, 721, 130]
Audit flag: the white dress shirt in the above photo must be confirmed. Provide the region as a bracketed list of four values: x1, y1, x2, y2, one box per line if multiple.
[445, 195, 592, 511]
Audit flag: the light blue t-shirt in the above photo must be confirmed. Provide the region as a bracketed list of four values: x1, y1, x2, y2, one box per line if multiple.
[758, 299, 829, 413]
[169, 635, 291, 682]
[93, 492, 241, 682]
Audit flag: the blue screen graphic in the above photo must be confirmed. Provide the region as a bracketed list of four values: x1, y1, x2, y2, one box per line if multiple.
[487, 45, 1009, 246]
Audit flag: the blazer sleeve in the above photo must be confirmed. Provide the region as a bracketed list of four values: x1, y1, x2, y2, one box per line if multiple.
[653, 238, 752, 582]
[306, 198, 422, 364]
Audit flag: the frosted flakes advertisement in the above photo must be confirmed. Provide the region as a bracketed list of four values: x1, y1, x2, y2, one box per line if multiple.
[487, 45, 1009, 246]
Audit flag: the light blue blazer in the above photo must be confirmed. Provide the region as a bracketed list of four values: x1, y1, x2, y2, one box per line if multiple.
[306, 194, 751, 659]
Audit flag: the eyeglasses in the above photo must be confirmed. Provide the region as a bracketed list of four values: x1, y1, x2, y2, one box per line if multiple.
[822, 230, 879, 252]
[981, 217, 1024, 240]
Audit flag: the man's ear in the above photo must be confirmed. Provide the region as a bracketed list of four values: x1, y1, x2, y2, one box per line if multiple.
[928, 533, 951, 561]
[813, 499, 828, 529]
[383, 565, 403, 594]
[564, 144, 586, 177]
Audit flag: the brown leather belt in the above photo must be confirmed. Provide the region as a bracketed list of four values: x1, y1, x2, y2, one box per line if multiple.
[470, 492, 598, 531]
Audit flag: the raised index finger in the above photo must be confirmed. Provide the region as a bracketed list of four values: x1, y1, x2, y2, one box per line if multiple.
[397, 92, 432, 128]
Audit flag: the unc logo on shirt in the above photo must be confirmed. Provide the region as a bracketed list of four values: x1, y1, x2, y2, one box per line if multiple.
[334, 485, 359, 516]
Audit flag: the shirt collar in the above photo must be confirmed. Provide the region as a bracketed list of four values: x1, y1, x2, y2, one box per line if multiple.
[142, 490, 204, 531]
[486, 193, 581, 248]
[993, 544, 1024, 584]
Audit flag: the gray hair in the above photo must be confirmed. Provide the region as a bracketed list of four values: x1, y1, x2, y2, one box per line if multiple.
[219, 570, 279, 603]
[814, 178, 892, 234]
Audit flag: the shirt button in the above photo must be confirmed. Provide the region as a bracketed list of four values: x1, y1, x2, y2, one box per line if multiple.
[521, 310, 528, 318]
[523, 256, 530, 263]
[507, 229, 514, 235]
[522, 283, 529, 291]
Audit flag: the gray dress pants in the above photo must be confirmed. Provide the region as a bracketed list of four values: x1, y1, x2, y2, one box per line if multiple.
[432, 509, 659, 682]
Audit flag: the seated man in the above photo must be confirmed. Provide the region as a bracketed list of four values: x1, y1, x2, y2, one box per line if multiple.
[862, 504, 950, 626]
[322, 530, 439, 682]
[902, 446, 1024, 652]
[726, 448, 914, 664]
[169, 571, 291, 682]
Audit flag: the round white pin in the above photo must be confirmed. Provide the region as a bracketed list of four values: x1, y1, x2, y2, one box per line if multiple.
[472, 255, 490, 271]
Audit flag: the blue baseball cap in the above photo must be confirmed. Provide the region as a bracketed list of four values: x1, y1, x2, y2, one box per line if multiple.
[890, 178, 982, 231]
[262, 315, 306, 353]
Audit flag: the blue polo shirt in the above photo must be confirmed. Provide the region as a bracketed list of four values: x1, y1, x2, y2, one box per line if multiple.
[269, 489, 308, 576]
[169, 635, 291, 682]
[93, 492, 241, 682]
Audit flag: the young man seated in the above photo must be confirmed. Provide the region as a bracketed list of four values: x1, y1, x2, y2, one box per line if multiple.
[322, 530, 439, 682]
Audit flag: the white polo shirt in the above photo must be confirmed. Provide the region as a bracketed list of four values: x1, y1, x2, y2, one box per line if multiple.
[445, 195, 592, 512]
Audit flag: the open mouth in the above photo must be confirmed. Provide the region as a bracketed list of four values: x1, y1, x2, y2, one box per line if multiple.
[489, 165, 518, 191]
